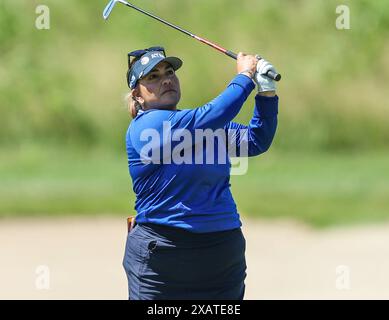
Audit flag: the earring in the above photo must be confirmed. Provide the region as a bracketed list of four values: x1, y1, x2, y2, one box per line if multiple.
[133, 97, 143, 111]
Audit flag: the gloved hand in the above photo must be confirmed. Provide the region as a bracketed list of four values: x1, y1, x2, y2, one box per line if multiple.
[255, 57, 277, 92]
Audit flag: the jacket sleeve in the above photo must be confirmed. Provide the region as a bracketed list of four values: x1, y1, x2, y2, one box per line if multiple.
[224, 94, 279, 157]
[169, 74, 255, 132]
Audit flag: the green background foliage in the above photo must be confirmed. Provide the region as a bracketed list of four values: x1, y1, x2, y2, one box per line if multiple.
[1, 0, 388, 226]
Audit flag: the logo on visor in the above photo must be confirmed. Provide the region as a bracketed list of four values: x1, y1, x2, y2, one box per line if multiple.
[151, 53, 164, 59]
[141, 57, 150, 65]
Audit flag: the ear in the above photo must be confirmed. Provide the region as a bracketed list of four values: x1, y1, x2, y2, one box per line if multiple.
[131, 88, 144, 105]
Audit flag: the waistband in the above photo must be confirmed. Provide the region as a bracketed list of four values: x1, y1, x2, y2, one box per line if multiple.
[136, 222, 241, 244]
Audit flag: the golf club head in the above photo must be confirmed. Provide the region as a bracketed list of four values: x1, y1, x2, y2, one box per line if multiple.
[103, 0, 127, 20]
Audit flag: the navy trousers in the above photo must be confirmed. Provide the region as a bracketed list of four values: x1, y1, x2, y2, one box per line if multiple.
[122, 223, 247, 300]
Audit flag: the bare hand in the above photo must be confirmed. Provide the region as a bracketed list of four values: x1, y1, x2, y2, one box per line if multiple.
[236, 52, 258, 78]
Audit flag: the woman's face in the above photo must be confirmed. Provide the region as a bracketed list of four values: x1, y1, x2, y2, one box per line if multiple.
[135, 61, 181, 111]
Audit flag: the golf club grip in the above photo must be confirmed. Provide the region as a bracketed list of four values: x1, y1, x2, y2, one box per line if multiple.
[225, 50, 238, 60]
[225, 50, 281, 82]
[266, 70, 282, 82]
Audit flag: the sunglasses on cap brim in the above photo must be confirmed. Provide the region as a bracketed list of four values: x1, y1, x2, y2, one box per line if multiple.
[127, 46, 166, 68]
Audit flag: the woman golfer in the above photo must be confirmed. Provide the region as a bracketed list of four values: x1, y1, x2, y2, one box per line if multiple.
[122, 46, 279, 300]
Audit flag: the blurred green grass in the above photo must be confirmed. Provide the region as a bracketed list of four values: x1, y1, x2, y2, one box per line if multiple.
[233, 151, 389, 227]
[1, 146, 388, 228]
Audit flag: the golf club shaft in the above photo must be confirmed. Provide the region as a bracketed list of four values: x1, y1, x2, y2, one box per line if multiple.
[122, 1, 281, 81]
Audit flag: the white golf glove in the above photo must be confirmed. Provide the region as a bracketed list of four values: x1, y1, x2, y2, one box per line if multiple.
[255, 58, 277, 92]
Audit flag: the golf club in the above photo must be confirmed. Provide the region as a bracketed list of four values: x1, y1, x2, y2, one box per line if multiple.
[103, 0, 282, 81]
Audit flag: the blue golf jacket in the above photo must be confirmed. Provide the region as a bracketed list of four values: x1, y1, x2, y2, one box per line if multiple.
[126, 74, 278, 233]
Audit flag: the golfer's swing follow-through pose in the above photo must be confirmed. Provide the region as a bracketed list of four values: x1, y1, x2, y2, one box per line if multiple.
[122, 46, 279, 300]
